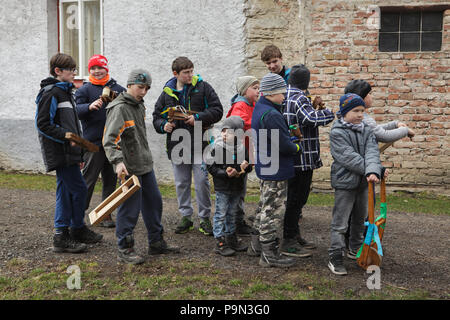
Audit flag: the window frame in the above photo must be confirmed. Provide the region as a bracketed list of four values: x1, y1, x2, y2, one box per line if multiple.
[58, 0, 104, 80]
[378, 6, 447, 53]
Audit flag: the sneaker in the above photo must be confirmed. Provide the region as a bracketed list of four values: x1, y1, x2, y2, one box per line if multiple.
[175, 216, 194, 234]
[215, 237, 235, 257]
[281, 238, 312, 258]
[328, 252, 347, 275]
[198, 218, 213, 236]
[296, 235, 317, 250]
[53, 229, 87, 253]
[148, 237, 180, 255]
[118, 247, 145, 265]
[236, 220, 255, 237]
[346, 249, 358, 260]
[70, 225, 103, 244]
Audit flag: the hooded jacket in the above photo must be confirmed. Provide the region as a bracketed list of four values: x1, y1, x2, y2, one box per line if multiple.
[75, 78, 125, 146]
[227, 95, 254, 132]
[152, 75, 223, 161]
[330, 119, 382, 189]
[103, 92, 153, 176]
[206, 136, 252, 193]
[35, 77, 83, 172]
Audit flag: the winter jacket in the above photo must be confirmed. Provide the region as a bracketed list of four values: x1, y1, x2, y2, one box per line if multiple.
[330, 119, 382, 190]
[35, 77, 83, 172]
[279, 66, 291, 84]
[251, 96, 301, 181]
[363, 113, 409, 143]
[103, 92, 153, 176]
[75, 78, 125, 146]
[283, 85, 335, 171]
[206, 137, 252, 193]
[227, 95, 254, 132]
[152, 75, 223, 161]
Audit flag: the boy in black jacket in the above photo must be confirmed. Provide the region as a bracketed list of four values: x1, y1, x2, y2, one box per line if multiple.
[152, 56, 223, 236]
[206, 116, 251, 256]
[35, 53, 102, 254]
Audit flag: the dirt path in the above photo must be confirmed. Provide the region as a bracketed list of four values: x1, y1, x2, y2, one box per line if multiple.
[0, 188, 449, 299]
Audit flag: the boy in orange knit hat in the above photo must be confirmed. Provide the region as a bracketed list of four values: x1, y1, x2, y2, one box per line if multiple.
[75, 54, 126, 228]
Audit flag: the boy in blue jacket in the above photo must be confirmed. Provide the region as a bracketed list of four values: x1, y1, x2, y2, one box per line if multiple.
[250, 73, 302, 268]
[35, 53, 101, 253]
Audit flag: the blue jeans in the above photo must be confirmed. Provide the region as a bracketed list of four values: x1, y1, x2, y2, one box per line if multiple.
[116, 171, 163, 249]
[213, 191, 240, 238]
[54, 165, 87, 230]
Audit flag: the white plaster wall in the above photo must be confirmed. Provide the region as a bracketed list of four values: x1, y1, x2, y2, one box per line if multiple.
[104, 0, 247, 180]
[0, 0, 49, 120]
[0, 0, 248, 179]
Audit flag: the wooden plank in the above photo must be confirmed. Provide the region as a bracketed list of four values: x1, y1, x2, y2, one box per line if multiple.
[88, 175, 141, 226]
[65, 132, 99, 153]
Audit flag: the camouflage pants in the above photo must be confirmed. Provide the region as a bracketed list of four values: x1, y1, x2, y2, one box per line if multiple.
[252, 179, 288, 243]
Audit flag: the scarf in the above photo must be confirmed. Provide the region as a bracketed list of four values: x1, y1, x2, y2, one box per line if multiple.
[89, 74, 110, 86]
[339, 118, 364, 133]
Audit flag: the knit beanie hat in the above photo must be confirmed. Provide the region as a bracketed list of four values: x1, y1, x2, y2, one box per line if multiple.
[344, 79, 372, 99]
[288, 64, 310, 90]
[88, 55, 109, 73]
[236, 76, 259, 96]
[260, 73, 287, 96]
[339, 93, 366, 117]
[127, 69, 152, 88]
[222, 116, 244, 131]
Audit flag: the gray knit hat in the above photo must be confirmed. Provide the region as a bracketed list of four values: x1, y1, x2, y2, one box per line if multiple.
[236, 76, 259, 96]
[221, 116, 244, 130]
[260, 73, 286, 96]
[127, 69, 152, 87]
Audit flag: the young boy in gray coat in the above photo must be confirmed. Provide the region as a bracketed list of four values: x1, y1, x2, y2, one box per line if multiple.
[328, 93, 385, 276]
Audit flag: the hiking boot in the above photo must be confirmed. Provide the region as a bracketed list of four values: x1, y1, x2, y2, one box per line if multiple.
[281, 238, 312, 258]
[175, 216, 194, 234]
[225, 233, 248, 252]
[118, 247, 145, 265]
[70, 225, 103, 244]
[259, 239, 296, 268]
[148, 237, 180, 255]
[296, 235, 317, 250]
[346, 249, 358, 260]
[198, 218, 213, 236]
[236, 220, 255, 236]
[214, 237, 235, 257]
[328, 251, 347, 275]
[53, 228, 87, 253]
[247, 234, 261, 257]
[99, 218, 115, 228]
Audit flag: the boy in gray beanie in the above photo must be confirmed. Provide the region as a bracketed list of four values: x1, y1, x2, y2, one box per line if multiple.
[103, 68, 179, 264]
[206, 116, 252, 256]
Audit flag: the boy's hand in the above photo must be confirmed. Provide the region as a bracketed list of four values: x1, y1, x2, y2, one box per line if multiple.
[407, 128, 415, 138]
[226, 167, 238, 178]
[164, 122, 176, 133]
[366, 174, 379, 183]
[184, 115, 195, 126]
[79, 162, 85, 170]
[115, 162, 129, 179]
[383, 169, 389, 179]
[240, 160, 249, 171]
[397, 122, 407, 127]
[89, 98, 103, 111]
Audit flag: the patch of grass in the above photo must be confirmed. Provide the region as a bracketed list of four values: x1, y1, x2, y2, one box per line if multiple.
[0, 171, 448, 215]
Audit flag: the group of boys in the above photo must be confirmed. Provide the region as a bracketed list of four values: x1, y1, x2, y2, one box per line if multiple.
[36, 43, 413, 274]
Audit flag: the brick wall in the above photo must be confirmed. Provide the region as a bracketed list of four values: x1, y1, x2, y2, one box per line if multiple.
[246, 0, 449, 194]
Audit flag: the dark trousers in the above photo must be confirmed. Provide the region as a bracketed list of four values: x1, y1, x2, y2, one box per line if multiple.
[116, 171, 163, 249]
[82, 147, 117, 211]
[54, 165, 87, 230]
[283, 169, 313, 239]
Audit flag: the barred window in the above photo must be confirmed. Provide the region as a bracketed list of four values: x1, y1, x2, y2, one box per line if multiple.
[379, 10, 443, 52]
